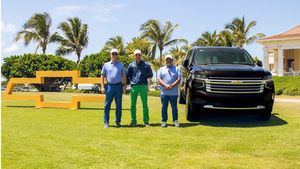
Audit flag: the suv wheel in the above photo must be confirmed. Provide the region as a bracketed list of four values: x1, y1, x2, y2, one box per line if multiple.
[179, 90, 186, 104]
[186, 89, 198, 121]
[257, 104, 273, 121]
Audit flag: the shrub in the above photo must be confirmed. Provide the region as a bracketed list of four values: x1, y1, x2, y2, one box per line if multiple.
[1, 54, 76, 91]
[148, 90, 161, 97]
[79, 51, 134, 77]
[273, 76, 300, 96]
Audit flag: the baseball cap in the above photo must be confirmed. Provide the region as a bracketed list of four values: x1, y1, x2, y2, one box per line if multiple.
[133, 49, 142, 55]
[165, 54, 173, 60]
[110, 48, 119, 54]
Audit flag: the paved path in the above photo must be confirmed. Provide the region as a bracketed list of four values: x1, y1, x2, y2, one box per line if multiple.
[275, 98, 300, 103]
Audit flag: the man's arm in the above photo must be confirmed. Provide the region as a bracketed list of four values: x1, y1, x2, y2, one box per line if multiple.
[126, 64, 132, 80]
[170, 67, 182, 88]
[147, 64, 153, 79]
[122, 65, 127, 93]
[170, 78, 181, 88]
[157, 68, 171, 90]
[100, 64, 106, 93]
[157, 77, 172, 90]
[101, 75, 106, 93]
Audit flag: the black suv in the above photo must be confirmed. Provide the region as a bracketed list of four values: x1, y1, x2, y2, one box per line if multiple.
[180, 47, 275, 121]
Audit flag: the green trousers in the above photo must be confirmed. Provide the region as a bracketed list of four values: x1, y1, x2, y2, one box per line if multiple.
[130, 85, 149, 123]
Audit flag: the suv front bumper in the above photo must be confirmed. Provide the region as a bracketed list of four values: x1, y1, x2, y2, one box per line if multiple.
[189, 88, 274, 110]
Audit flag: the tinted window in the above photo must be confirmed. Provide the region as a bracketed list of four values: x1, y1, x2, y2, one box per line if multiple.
[193, 48, 254, 65]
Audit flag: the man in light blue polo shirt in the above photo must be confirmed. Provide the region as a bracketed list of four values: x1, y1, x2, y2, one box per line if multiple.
[101, 48, 127, 128]
[157, 54, 181, 127]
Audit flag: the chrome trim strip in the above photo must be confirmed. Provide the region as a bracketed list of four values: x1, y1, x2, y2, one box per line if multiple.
[205, 90, 263, 94]
[206, 81, 264, 85]
[203, 105, 265, 110]
[205, 79, 265, 94]
[209, 77, 263, 80]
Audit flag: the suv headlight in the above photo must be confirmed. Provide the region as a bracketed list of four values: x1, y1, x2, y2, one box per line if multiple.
[193, 74, 207, 80]
[264, 74, 274, 89]
[192, 74, 206, 89]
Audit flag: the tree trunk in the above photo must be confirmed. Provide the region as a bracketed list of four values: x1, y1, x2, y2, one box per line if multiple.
[76, 52, 81, 65]
[156, 70, 158, 83]
[77, 55, 80, 65]
[42, 47, 46, 54]
[159, 48, 163, 66]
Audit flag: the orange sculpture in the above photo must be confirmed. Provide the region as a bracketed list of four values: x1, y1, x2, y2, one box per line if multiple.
[3, 71, 105, 109]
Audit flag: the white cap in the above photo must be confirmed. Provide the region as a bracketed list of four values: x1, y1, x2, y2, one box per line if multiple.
[165, 54, 173, 60]
[133, 49, 142, 55]
[110, 48, 119, 54]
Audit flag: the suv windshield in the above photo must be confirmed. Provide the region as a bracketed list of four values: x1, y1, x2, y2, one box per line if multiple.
[193, 48, 254, 65]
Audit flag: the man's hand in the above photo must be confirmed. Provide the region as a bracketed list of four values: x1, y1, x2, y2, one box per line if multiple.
[165, 84, 172, 90]
[101, 86, 105, 94]
[123, 86, 126, 94]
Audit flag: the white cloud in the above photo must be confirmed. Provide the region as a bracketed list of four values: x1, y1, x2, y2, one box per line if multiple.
[1, 21, 17, 33]
[54, 2, 126, 22]
[3, 42, 19, 53]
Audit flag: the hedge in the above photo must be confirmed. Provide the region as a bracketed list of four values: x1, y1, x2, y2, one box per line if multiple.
[273, 76, 300, 96]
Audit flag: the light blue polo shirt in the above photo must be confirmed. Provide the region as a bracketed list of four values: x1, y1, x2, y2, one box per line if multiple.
[158, 65, 182, 96]
[101, 61, 126, 84]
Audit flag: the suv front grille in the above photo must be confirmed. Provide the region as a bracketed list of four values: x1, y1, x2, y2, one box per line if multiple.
[205, 79, 264, 94]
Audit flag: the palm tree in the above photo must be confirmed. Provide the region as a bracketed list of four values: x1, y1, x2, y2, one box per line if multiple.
[218, 30, 233, 47]
[149, 59, 161, 82]
[169, 46, 188, 65]
[15, 12, 54, 54]
[102, 35, 125, 55]
[125, 37, 153, 61]
[193, 31, 219, 46]
[50, 17, 88, 64]
[140, 19, 187, 66]
[225, 16, 265, 47]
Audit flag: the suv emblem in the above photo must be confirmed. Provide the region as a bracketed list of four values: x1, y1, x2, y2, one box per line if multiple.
[231, 80, 243, 84]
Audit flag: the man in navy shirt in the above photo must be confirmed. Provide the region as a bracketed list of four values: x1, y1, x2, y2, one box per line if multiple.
[157, 55, 181, 127]
[127, 49, 153, 127]
[101, 49, 127, 128]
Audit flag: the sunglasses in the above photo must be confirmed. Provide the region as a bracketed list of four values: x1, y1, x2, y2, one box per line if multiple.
[112, 53, 118, 56]
[135, 54, 141, 56]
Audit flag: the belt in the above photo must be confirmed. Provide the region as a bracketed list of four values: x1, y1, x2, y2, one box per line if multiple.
[107, 82, 122, 85]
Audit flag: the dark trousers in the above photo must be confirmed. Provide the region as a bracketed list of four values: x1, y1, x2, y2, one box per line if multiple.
[104, 83, 122, 123]
[160, 95, 178, 122]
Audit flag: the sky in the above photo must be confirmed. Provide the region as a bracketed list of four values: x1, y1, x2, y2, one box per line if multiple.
[1, 0, 300, 62]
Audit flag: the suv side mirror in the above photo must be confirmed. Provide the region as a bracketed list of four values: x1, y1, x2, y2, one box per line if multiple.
[183, 59, 189, 68]
[256, 60, 263, 67]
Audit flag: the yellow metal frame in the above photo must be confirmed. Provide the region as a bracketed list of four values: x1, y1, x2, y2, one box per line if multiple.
[3, 71, 105, 109]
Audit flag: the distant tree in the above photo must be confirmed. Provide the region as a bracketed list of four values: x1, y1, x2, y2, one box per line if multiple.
[218, 30, 234, 47]
[193, 31, 219, 46]
[252, 56, 260, 64]
[50, 17, 88, 64]
[225, 16, 265, 47]
[149, 59, 161, 82]
[15, 12, 54, 54]
[78, 51, 133, 77]
[126, 37, 153, 61]
[1, 54, 76, 91]
[102, 35, 125, 55]
[140, 19, 187, 66]
[169, 46, 188, 65]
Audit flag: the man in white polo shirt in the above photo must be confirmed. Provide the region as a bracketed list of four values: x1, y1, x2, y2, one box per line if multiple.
[101, 49, 127, 128]
[157, 54, 181, 127]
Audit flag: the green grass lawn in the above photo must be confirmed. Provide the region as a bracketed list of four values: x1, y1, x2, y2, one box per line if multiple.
[2, 92, 300, 169]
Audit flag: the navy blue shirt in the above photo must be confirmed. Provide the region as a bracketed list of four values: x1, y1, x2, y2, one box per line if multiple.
[127, 61, 153, 85]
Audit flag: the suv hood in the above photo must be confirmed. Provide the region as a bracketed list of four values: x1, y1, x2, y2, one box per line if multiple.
[191, 64, 269, 79]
